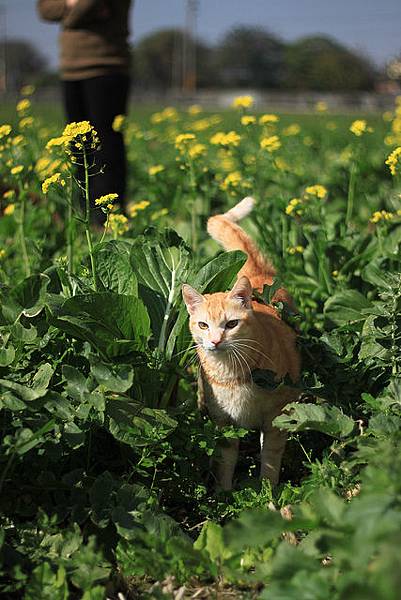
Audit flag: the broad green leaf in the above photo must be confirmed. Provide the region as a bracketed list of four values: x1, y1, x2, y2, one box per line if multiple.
[324, 290, 372, 326]
[0, 344, 15, 366]
[1, 273, 50, 322]
[274, 402, 354, 438]
[53, 292, 151, 358]
[94, 240, 138, 295]
[90, 361, 133, 393]
[0, 363, 54, 401]
[130, 229, 190, 352]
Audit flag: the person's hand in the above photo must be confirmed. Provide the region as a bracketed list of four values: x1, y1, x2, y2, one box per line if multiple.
[65, 0, 79, 8]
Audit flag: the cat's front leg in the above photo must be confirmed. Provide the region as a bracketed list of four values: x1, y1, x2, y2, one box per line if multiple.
[260, 426, 287, 486]
[215, 437, 239, 491]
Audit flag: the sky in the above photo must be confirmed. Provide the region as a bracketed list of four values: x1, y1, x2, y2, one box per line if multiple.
[3, 0, 401, 69]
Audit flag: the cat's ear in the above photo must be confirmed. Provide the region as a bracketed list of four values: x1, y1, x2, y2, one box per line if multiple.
[228, 276, 253, 309]
[182, 284, 204, 314]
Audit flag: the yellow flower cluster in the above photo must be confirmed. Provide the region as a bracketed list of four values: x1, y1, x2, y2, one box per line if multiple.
[287, 245, 304, 254]
[19, 117, 34, 129]
[151, 107, 178, 124]
[0, 124, 12, 139]
[370, 210, 395, 223]
[210, 131, 241, 147]
[260, 135, 281, 153]
[4, 203, 15, 216]
[109, 213, 129, 235]
[232, 95, 254, 109]
[47, 121, 99, 155]
[350, 120, 373, 137]
[283, 124, 301, 136]
[94, 193, 119, 211]
[305, 184, 328, 199]
[241, 116, 256, 126]
[11, 165, 24, 176]
[42, 172, 66, 194]
[112, 114, 125, 132]
[148, 164, 165, 176]
[285, 198, 302, 216]
[385, 147, 401, 175]
[220, 171, 242, 191]
[127, 200, 150, 218]
[20, 84, 35, 96]
[188, 143, 206, 159]
[259, 114, 279, 125]
[16, 99, 31, 114]
[188, 104, 202, 115]
[175, 133, 196, 152]
[36, 156, 64, 180]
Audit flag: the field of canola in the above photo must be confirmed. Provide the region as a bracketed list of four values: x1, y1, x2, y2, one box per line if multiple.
[0, 90, 401, 598]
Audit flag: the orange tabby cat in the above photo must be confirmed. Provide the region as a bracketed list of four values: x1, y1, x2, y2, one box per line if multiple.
[182, 197, 300, 490]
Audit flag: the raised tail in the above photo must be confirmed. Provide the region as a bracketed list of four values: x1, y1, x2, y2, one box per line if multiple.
[207, 197, 276, 290]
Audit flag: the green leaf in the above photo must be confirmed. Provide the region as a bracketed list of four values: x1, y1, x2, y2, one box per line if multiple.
[324, 290, 372, 326]
[90, 361, 133, 393]
[0, 363, 54, 401]
[130, 229, 190, 352]
[53, 292, 151, 358]
[94, 239, 138, 295]
[1, 273, 50, 322]
[0, 344, 15, 366]
[274, 402, 355, 438]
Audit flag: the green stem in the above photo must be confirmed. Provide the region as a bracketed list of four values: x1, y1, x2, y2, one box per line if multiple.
[83, 150, 98, 291]
[67, 178, 74, 276]
[99, 213, 110, 244]
[18, 188, 30, 277]
[346, 161, 357, 229]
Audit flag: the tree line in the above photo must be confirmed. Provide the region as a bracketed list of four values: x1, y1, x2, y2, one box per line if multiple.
[4, 26, 379, 93]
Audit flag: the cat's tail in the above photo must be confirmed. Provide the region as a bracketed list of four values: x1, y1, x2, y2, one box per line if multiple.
[207, 197, 276, 289]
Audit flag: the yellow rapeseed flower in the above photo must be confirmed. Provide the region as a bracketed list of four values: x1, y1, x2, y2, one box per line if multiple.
[241, 116, 256, 126]
[175, 133, 196, 151]
[188, 143, 206, 159]
[287, 245, 304, 254]
[112, 114, 125, 132]
[260, 135, 281, 153]
[370, 210, 394, 223]
[385, 147, 401, 175]
[12, 135, 24, 146]
[94, 193, 119, 207]
[19, 117, 34, 129]
[11, 165, 24, 175]
[127, 200, 150, 217]
[16, 99, 31, 113]
[259, 114, 279, 125]
[350, 120, 373, 136]
[210, 131, 241, 147]
[0, 124, 12, 138]
[0, 249, 6, 260]
[285, 198, 302, 215]
[3, 189, 15, 200]
[188, 105, 202, 115]
[109, 214, 129, 235]
[42, 172, 66, 194]
[283, 124, 301, 136]
[220, 171, 242, 191]
[20, 84, 35, 96]
[305, 184, 327, 199]
[232, 95, 254, 109]
[4, 203, 15, 216]
[148, 164, 165, 176]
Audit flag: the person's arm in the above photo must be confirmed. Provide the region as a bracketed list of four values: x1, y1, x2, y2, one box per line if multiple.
[63, 0, 110, 28]
[37, 0, 66, 22]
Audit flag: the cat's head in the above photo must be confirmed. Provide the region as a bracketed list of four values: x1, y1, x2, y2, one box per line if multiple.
[182, 276, 254, 352]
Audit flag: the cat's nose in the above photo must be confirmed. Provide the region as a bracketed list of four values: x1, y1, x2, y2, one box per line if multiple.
[210, 338, 221, 347]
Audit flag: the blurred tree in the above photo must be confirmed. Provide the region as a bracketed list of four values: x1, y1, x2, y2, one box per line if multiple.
[132, 28, 215, 90]
[3, 39, 48, 92]
[215, 26, 285, 88]
[284, 36, 376, 91]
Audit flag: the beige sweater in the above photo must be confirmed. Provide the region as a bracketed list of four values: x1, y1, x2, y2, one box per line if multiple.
[37, 0, 132, 80]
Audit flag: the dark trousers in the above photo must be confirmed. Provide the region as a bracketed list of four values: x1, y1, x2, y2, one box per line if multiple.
[62, 73, 130, 220]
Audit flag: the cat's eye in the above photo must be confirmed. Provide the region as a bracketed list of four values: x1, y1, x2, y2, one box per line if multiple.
[225, 319, 239, 329]
[198, 321, 209, 330]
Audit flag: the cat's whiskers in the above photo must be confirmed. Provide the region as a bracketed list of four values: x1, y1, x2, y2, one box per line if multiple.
[232, 345, 253, 382]
[232, 340, 275, 369]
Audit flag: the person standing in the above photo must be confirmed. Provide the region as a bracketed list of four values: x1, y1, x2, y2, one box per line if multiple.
[37, 0, 133, 218]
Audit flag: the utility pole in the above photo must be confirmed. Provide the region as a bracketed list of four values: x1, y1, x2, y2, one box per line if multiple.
[0, 3, 6, 94]
[182, 0, 198, 94]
